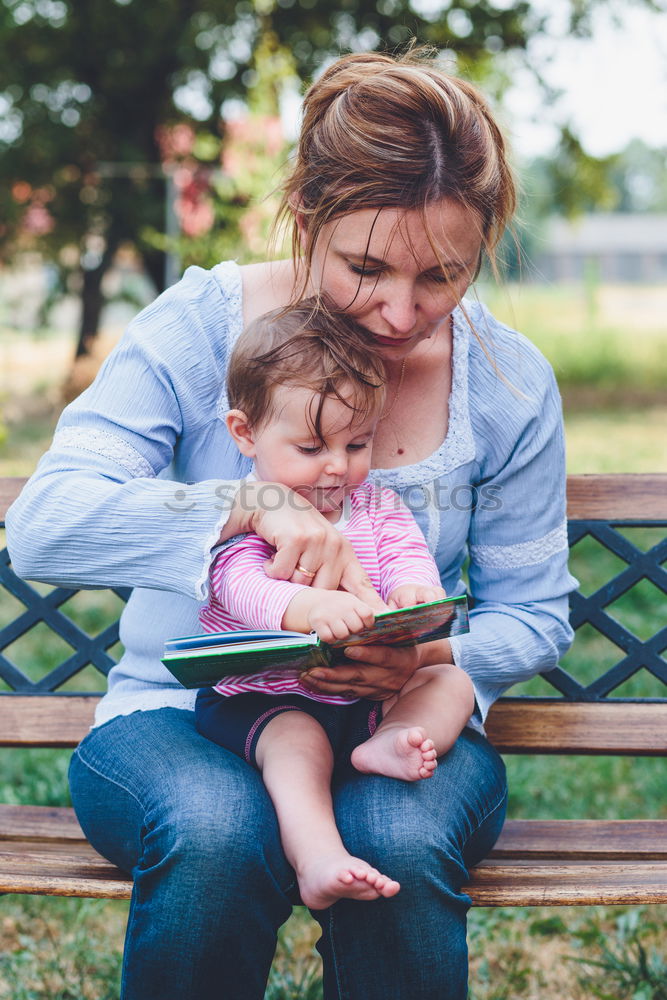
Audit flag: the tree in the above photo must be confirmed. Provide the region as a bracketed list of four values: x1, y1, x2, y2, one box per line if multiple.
[0, 0, 660, 355]
[0, 0, 241, 356]
[607, 138, 667, 213]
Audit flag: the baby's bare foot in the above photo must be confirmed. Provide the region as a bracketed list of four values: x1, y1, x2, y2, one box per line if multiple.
[351, 726, 438, 782]
[297, 852, 401, 910]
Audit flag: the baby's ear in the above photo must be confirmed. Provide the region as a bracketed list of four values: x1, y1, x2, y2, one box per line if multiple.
[226, 409, 256, 457]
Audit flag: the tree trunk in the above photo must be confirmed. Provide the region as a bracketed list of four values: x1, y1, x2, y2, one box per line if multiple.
[142, 246, 167, 297]
[75, 263, 106, 359]
[74, 229, 123, 359]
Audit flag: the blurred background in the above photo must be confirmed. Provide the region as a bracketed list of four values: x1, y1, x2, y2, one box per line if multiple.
[0, 1, 666, 997]
[1, 0, 666, 479]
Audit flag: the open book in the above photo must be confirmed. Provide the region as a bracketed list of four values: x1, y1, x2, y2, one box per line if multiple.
[162, 594, 469, 689]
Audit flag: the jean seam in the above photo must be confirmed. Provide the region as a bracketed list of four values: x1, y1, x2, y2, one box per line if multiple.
[326, 906, 346, 1000]
[72, 745, 146, 817]
[467, 785, 508, 844]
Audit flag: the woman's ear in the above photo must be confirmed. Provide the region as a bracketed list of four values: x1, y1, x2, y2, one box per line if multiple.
[225, 409, 256, 457]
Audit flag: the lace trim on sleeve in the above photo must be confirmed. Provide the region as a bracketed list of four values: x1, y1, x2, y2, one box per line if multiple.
[470, 520, 568, 570]
[53, 427, 156, 479]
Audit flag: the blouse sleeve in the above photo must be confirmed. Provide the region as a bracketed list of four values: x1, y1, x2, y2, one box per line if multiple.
[451, 329, 578, 725]
[5, 265, 241, 599]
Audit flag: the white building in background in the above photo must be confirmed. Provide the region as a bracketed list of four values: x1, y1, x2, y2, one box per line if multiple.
[533, 214, 667, 283]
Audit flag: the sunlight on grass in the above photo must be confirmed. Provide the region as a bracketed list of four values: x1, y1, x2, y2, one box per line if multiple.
[565, 406, 667, 474]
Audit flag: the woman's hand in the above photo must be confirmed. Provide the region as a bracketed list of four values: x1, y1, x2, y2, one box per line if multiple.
[222, 480, 385, 610]
[299, 642, 422, 702]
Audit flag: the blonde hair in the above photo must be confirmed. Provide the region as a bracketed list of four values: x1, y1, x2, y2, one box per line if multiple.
[227, 300, 386, 440]
[277, 47, 516, 293]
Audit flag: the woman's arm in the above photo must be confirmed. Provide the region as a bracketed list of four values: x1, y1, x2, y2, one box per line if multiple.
[6, 266, 384, 605]
[448, 335, 577, 723]
[6, 268, 247, 597]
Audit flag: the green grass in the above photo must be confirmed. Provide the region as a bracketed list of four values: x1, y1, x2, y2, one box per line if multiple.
[468, 905, 667, 1000]
[0, 897, 126, 1000]
[481, 282, 667, 402]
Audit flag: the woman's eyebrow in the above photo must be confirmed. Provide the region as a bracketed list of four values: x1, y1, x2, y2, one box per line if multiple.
[339, 250, 386, 264]
[339, 248, 476, 269]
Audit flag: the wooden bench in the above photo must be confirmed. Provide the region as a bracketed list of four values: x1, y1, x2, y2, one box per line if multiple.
[1, 473, 666, 906]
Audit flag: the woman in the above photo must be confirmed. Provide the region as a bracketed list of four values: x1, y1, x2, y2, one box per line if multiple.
[6, 49, 576, 999]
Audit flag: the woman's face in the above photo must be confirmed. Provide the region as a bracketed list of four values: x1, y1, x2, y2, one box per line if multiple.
[301, 198, 483, 361]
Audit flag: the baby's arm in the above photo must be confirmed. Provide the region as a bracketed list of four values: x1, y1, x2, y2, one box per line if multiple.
[208, 533, 381, 641]
[369, 487, 460, 667]
[206, 535, 311, 631]
[367, 487, 442, 601]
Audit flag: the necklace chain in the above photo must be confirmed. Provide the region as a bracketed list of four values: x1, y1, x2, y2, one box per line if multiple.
[379, 359, 407, 421]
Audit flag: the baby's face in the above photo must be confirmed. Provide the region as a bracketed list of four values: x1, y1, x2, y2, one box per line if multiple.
[250, 384, 376, 520]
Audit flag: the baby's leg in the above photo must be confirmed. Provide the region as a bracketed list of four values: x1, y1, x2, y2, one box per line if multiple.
[255, 710, 400, 909]
[351, 663, 474, 782]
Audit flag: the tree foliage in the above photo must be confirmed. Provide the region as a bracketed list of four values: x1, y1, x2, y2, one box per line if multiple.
[0, 0, 662, 352]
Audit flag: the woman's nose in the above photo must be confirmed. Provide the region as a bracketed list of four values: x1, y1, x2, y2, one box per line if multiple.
[379, 287, 417, 334]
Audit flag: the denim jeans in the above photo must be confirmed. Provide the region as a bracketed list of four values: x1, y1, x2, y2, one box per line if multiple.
[69, 707, 507, 1000]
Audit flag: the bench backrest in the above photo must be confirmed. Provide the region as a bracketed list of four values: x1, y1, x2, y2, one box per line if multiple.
[2, 475, 666, 754]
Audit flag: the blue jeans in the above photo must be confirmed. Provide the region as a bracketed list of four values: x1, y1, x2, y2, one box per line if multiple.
[69, 707, 507, 1000]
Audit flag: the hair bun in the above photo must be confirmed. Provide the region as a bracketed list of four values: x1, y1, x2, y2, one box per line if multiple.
[276, 47, 516, 298]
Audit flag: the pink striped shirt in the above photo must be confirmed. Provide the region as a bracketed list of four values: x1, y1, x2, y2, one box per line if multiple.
[200, 482, 441, 704]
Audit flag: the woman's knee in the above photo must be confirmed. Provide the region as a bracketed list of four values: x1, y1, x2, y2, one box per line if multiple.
[333, 731, 507, 889]
[336, 779, 467, 892]
[70, 709, 293, 891]
[138, 751, 293, 894]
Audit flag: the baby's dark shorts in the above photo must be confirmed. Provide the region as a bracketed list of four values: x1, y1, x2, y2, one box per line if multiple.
[195, 687, 383, 768]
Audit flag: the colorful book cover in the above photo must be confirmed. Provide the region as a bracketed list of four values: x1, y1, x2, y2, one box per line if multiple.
[162, 595, 469, 689]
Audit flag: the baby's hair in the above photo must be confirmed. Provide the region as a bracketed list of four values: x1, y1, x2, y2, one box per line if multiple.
[227, 300, 387, 441]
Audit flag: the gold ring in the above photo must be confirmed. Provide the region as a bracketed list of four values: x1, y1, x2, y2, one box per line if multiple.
[296, 563, 316, 578]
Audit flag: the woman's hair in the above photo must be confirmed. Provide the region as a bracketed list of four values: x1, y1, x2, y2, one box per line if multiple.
[227, 300, 386, 440]
[277, 47, 516, 292]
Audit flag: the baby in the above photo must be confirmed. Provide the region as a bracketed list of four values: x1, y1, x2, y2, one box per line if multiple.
[195, 301, 475, 910]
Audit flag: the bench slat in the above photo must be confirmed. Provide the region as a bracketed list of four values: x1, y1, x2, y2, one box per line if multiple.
[0, 804, 87, 842]
[0, 695, 98, 747]
[1, 846, 665, 906]
[467, 861, 667, 907]
[494, 819, 667, 860]
[1, 808, 665, 905]
[485, 700, 667, 755]
[0, 695, 667, 757]
[3, 696, 667, 755]
[566, 473, 667, 520]
[3, 807, 664, 861]
[4, 474, 667, 523]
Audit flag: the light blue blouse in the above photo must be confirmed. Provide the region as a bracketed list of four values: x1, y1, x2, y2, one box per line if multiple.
[6, 260, 577, 729]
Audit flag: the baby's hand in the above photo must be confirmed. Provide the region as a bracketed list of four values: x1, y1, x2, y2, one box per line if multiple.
[307, 591, 377, 643]
[387, 584, 447, 610]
